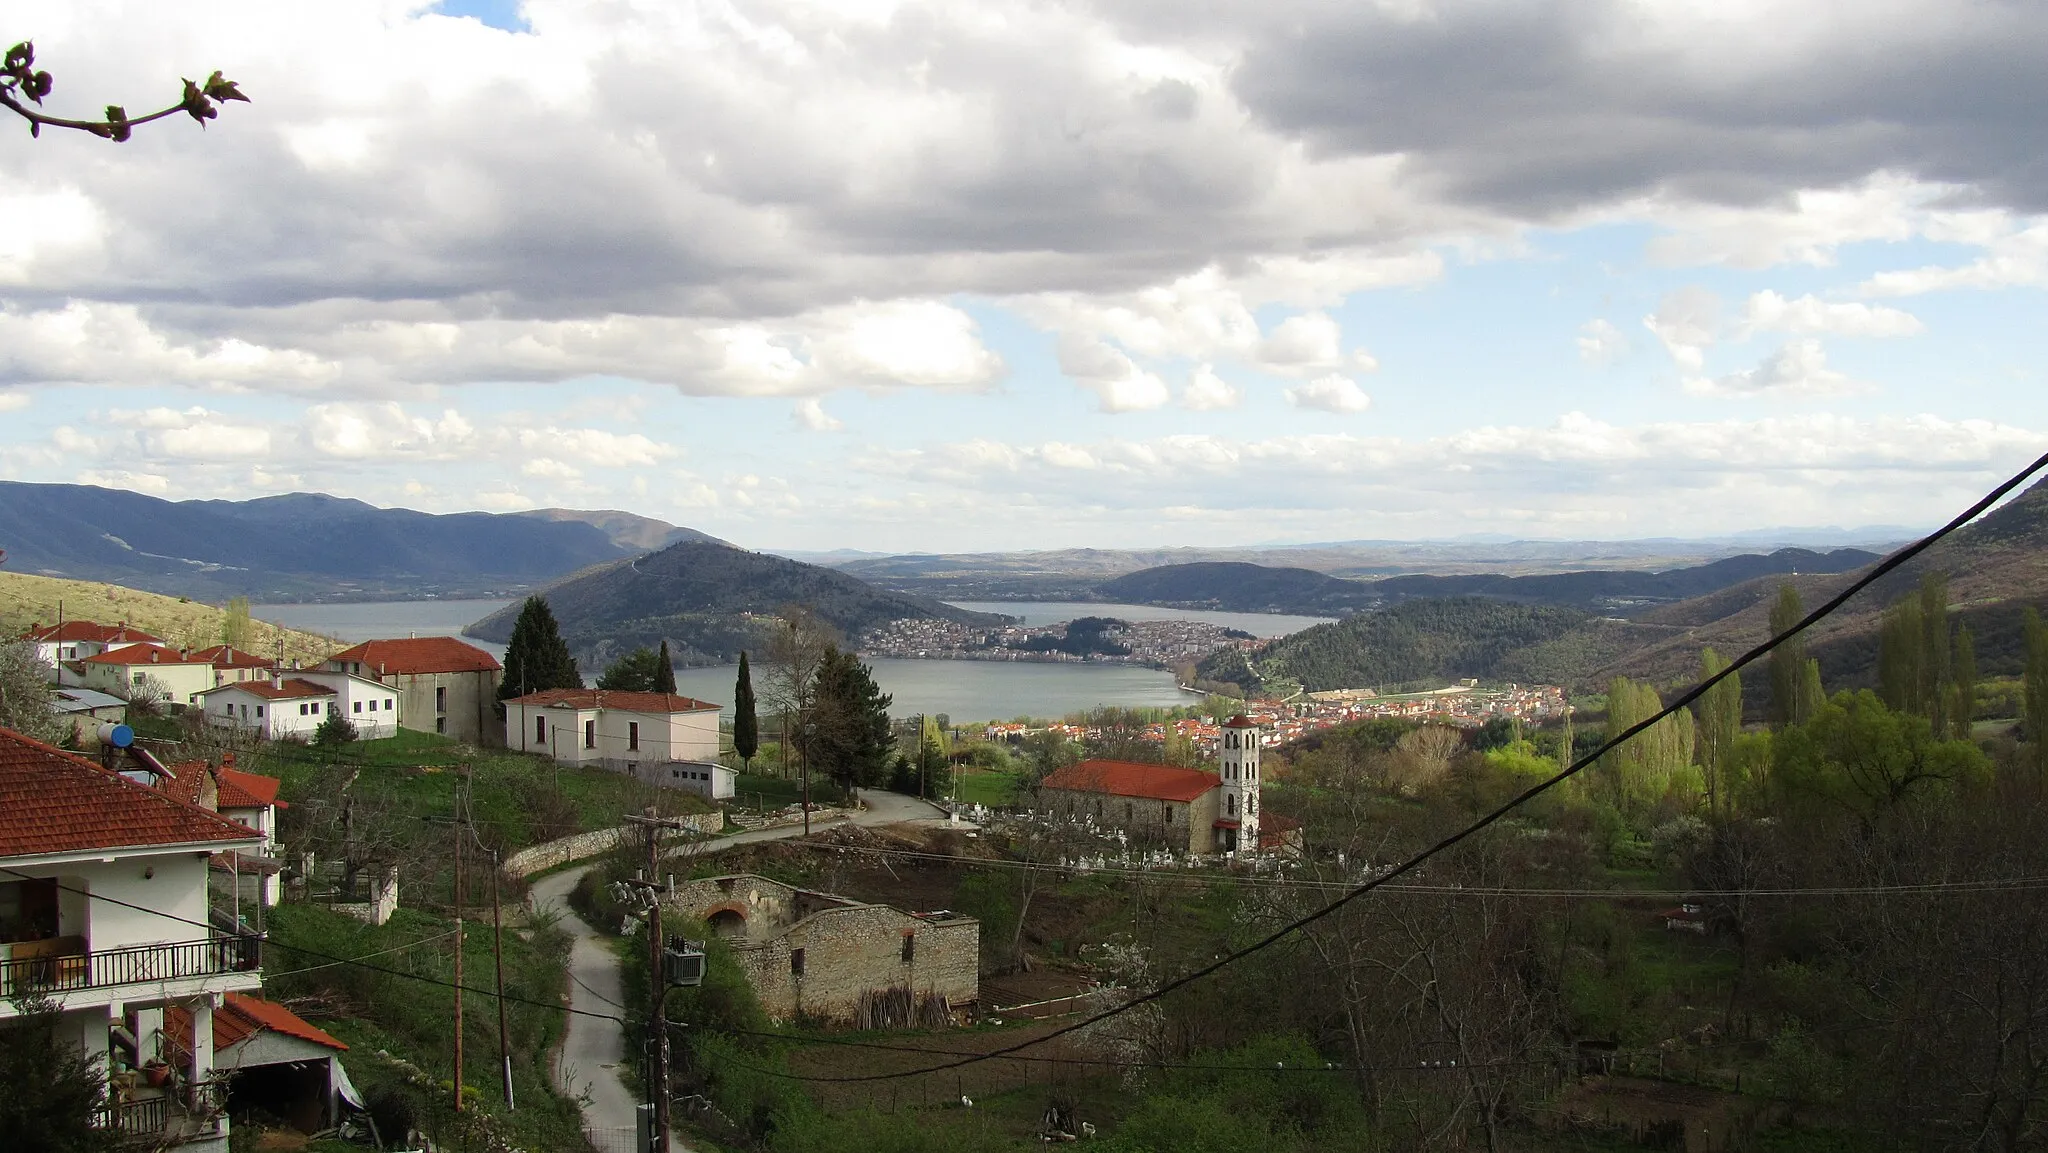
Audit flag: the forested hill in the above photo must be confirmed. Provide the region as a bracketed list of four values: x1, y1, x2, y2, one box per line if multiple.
[1199, 597, 1643, 694]
[1094, 562, 1377, 613]
[464, 539, 1007, 667]
[0, 482, 706, 600]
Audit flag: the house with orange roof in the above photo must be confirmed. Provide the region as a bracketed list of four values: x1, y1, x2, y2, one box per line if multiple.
[321, 636, 503, 744]
[1039, 715, 1274, 855]
[79, 643, 219, 707]
[196, 677, 338, 742]
[0, 724, 264, 1149]
[165, 992, 358, 1135]
[504, 687, 723, 773]
[150, 753, 289, 908]
[24, 620, 165, 685]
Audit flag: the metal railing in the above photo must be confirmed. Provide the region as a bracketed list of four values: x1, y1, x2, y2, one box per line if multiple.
[0, 934, 259, 995]
[96, 1094, 169, 1137]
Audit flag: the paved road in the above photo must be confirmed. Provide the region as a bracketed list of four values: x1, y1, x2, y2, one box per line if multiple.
[532, 789, 947, 1146]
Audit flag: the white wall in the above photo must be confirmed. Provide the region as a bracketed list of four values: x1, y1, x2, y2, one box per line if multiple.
[506, 702, 720, 767]
[85, 660, 215, 707]
[201, 687, 329, 739]
[294, 670, 401, 739]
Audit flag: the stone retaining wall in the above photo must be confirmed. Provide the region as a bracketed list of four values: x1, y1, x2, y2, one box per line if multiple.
[503, 813, 722, 877]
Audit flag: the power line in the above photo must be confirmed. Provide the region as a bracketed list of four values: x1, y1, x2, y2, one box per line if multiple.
[728, 448, 2048, 1084]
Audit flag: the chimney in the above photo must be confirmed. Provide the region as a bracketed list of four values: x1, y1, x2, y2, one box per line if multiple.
[272, 670, 284, 690]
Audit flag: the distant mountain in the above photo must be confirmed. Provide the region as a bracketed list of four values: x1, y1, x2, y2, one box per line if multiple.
[463, 539, 1009, 669]
[510, 508, 722, 552]
[1095, 562, 1378, 614]
[0, 482, 711, 601]
[1088, 547, 1878, 618]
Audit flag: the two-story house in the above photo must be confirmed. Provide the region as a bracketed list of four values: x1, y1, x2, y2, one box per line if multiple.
[24, 621, 165, 686]
[321, 637, 502, 744]
[0, 725, 266, 1151]
[79, 644, 218, 709]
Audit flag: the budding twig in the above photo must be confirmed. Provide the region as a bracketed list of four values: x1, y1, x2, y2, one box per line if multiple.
[1, 40, 247, 141]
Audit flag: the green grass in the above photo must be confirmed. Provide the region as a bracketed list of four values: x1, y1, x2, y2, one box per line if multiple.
[261, 902, 587, 1151]
[953, 768, 1020, 807]
[730, 771, 848, 810]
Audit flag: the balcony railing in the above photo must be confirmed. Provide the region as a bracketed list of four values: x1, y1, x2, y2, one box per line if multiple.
[0, 934, 259, 997]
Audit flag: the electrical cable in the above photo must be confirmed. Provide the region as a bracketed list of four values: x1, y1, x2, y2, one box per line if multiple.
[723, 448, 2048, 1084]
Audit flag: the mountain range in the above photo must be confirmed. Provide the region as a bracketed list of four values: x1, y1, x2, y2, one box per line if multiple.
[0, 482, 713, 601]
[463, 539, 1008, 669]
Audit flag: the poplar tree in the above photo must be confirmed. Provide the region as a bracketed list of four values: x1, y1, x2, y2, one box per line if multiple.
[732, 651, 759, 772]
[1695, 648, 1743, 819]
[2025, 609, 2048, 773]
[1949, 625, 1976, 740]
[1768, 583, 1812, 728]
[498, 596, 582, 700]
[654, 640, 678, 695]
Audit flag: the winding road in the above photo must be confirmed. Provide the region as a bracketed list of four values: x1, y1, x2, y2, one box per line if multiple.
[532, 788, 949, 1147]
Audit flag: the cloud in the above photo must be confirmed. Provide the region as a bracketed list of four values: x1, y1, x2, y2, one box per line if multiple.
[1643, 287, 1721, 372]
[1285, 374, 1372, 414]
[1683, 340, 1863, 399]
[1739, 291, 1924, 338]
[1056, 335, 1171, 413]
[0, 392, 30, 413]
[1255, 312, 1346, 375]
[1181, 364, 1241, 411]
[1859, 220, 2048, 296]
[1577, 318, 1627, 364]
[791, 398, 844, 432]
[305, 404, 478, 460]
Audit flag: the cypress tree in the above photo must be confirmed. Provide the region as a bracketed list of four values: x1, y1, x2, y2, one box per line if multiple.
[654, 640, 678, 695]
[2025, 609, 2048, 773]
[733, 651, 759, 771]
[499, 596, 582, 700]
[1696, 647, 1742, 819]
[1768, 583, 1811, 728]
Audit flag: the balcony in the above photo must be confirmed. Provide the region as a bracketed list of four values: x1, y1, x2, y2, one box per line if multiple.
[0, 935, 260, 999]
[96, 1081, 226, 1146]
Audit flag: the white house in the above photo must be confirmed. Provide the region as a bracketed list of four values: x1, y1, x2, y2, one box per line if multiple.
[196, 677, 337, 741]
[0, 724, 266, 1152]
[284, 669, 401, 739]
[23, 621, 165, 686]
[635, 759, 738, 801]
[504, 689, 722, 770]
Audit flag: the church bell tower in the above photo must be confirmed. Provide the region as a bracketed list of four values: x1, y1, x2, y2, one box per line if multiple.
[1217, 714, 1261, 854]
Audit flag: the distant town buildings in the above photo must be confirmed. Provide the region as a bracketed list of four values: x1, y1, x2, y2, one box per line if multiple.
[862, 615, 1259, 671]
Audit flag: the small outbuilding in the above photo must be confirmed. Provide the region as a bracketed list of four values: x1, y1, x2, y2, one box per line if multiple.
[165, 993, 359, 1134]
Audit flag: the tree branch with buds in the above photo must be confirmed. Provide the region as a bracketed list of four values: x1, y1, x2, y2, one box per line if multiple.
[1, 41, 246, 141]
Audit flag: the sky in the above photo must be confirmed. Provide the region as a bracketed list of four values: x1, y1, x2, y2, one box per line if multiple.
[1, 0, 2045, 553]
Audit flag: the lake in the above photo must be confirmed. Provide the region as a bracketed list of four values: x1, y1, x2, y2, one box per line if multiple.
[253, 598, 1331, 722]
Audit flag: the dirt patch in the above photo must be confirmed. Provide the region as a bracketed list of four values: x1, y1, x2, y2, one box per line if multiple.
[981, 967, 1097, 1010]
[1548, 1076, 1788, 1152]
[787, 1017, 1118, 1114]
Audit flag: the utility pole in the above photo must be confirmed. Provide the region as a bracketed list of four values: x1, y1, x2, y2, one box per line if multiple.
[801, 720, 815, 837]
[621, 811, 692, 1153]
[451, 797, 464, 1114]
[917, 713, 927, 800]
[490, 847, 514, 1110]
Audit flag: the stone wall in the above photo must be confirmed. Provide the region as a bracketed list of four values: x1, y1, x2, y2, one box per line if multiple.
[1040, 785, 1221, 855]
[663, 873, 978, 1024]
[502, 813, 722, 878]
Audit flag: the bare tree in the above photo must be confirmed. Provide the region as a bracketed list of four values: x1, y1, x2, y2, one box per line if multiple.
[763, 607, 838, 777]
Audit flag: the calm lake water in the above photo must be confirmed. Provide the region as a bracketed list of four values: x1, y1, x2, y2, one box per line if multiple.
[254, 598, 1328, 722]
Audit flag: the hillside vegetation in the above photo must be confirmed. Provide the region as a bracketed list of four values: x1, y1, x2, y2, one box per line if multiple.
[465, 539, 1008, 667]
[1201, 597, 1641, 693]
[1094, 561, 1375, 613]
[0, 571, 338, 664]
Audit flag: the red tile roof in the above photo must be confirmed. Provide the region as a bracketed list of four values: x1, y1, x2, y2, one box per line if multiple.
[189, 645, 273, 669]
[81, 642, 211, 666]
[508, 688, 721, 713]
[218, 767, 284, 809]
[204, 677, 335, 701]
[329, 637, 502, 675]
[0, 727, 262, 859]
[1040, 760, 1219, 803]
[166, 992, 347, 1056]
[24, 621, 164, 646]
[1221, 714, 1259, 729]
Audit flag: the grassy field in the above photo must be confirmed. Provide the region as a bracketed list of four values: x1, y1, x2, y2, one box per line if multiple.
[0, 570, 338, 664]
[953, 767, 1021, 807]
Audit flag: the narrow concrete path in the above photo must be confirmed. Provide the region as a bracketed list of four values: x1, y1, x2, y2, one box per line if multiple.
[531, 789, 946, 1147]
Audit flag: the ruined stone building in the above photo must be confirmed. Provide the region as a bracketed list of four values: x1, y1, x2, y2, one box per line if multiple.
[665, 874, 977, 1026]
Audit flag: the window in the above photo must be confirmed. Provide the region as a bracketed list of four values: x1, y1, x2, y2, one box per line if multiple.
[1228, 794, 1237, 816]
[299, 703, 309, 716]
[435, 686, 447, 713]
[535, 716, 547, 743]
[901, 933, 916, 963]
[310, 701, 321, 714]
[628, 721, 640, 751]
[352, 662, 361, 675]
[353, 701, 363, 714]
[584, 719, 596, 749]
[255, 706, 263, 718]
[132, 672, 145, 686]
[435, 717, 447, 734]
[790, 948, 806, 977]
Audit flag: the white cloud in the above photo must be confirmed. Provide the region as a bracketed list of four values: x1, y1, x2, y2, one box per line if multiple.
[1577, 318, 1627, 364]
[304, 404, 477, 459]
[520, 458, 583, 480]
[1056, 336, 1171, 413]
[515, 428, 676, 466]
[1643, 287, 1721, 372]
[1181, 364, 1241, 411]
[1641, 175, 1934, 270]
[1284, 374, 1372, 414]
[1255, 311, 1346, 375]
[0, 392, 31, 413]
[76, 469, 170, 495]
[791, 398, 844, 432]
[1739, 291, 1924, 338]
[1859, 221, 2048, 296]
[1683, 340, 1863, 399]
[0, 302, 341, 391]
